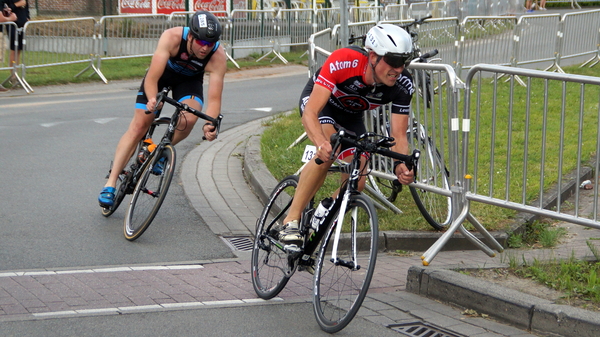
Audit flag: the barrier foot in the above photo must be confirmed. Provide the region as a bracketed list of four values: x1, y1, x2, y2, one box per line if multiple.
[421, 204, 470, 265]
[544, 63, 565, 74]
[364, 182, 402, 214]
[257, 49, 288, 65]
[580, 54, 599, 68]
[10, 73, 33, 94]
[226, 51, 240, 69]
[76, 58, 108, 84]
[467, 212, 504, 253]
[288, 132, 308, 149]
[457, 224, 496, 257]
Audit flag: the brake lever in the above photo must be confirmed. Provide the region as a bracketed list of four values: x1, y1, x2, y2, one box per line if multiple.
[202, 114, 223, 141]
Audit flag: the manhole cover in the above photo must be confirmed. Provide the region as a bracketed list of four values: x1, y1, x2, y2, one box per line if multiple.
[223, 237, 254, 251]
[389, 322, 463, 337]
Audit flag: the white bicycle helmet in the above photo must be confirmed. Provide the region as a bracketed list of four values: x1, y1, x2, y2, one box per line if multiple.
[365, 24, 413, 67]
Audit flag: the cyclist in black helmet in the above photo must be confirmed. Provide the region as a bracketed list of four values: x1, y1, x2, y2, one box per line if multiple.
[98, 10, 227, 208]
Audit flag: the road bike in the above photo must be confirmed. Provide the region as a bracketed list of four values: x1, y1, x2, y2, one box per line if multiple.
[101, 87, 223, 241]
[251, 127, 420, 333]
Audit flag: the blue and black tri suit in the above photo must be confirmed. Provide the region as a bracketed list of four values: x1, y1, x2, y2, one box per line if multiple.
[135, 27, 220, 110]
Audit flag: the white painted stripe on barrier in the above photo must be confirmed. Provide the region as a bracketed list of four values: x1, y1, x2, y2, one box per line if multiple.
[462, 119, 470, 132]
[451, 118, 459, 131]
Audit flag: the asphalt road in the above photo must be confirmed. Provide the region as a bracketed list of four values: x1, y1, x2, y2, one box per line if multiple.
[0, 68, 307, 272]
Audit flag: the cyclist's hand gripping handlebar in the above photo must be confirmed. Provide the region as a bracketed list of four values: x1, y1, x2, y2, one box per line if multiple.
[145, 87, 223, 140]
[315, 130, 345, 165]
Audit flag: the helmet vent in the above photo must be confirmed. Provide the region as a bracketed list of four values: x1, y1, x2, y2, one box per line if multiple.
[386, 35, 398, 47]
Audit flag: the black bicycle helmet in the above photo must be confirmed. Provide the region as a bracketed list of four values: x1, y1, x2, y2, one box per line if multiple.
[189, 11, 222, 43]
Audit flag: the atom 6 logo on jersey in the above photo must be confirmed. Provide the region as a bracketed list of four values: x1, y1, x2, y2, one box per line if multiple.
[329, 59, 359, 73]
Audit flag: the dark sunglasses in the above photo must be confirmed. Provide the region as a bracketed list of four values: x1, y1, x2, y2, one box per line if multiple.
[383, 52, 411, 68]
[194, 39, 215, 48]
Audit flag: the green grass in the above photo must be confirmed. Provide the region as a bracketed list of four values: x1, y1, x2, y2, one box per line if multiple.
[0, 50, 308, 88]
[512, 255, 600, 310]
[506, 220, 567, 248]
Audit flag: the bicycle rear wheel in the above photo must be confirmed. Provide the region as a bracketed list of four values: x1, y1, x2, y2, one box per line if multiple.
[313, 194, 378, 333]
[251, 175, 301, 299]
[408, 130, 452, 230]
[124, 145, 175, 241]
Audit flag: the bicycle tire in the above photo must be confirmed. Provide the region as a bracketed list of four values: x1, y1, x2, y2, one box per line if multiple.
[124, 145, 175, 241]
[408, 131, 452, 230]
[368, 166, 401, 202]
[101, 160, 136, 217]
[313, 194, 378, 333]
[251, 175, 301, 299]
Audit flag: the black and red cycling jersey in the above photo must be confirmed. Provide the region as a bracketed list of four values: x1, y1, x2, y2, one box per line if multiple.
[305, 46, 414, 116]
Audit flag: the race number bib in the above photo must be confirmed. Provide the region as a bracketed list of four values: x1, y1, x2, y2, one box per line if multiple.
[302, 145, 317, 163]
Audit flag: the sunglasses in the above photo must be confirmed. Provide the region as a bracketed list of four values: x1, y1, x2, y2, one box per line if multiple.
[194, 39, 215, 48]
[383, 52, 412, 68]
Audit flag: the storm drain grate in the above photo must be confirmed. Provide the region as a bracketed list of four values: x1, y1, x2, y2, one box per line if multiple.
[389, 322, 464, 337]
[223, 237, 254, 251]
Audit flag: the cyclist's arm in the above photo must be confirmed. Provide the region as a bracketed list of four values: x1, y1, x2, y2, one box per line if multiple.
[202, 44, 227, 141]
[144, 28, 180, 112]
[0, 12, 16, 22]
[390, 113, 414, 185]
[302, 84, 331, 162]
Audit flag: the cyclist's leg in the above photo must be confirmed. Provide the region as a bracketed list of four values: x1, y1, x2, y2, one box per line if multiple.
[99, 107, 154, 207]
[282, 122, 336, 225]
[170, 79, 204, 145]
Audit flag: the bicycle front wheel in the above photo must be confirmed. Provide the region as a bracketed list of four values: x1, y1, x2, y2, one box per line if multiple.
[124, 145, 175, 241]
[251, 175, 300, 299]
[409, 131, 452, 230]
[313, 194, 378, 333]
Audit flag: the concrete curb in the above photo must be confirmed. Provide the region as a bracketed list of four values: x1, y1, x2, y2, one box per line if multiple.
[406, 266, 600, 337]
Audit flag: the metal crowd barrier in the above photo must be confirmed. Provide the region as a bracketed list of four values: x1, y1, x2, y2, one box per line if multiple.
[381, 17, 459, 70]
[305, 12, 600, 264]
[229, 9, 287, 62]
[19, 17, 100, 93]
[278, 8, 314, 59]
[383, 4, 410, 21]
[559, 9, 600, 69]
[416, 64, 600, 264]
[349, 5, 383, 23]
[97, 14, 169, 61]
[3, 7, 600, 94]
[513, 14, 561, 70]
[455, 16, 517, 77]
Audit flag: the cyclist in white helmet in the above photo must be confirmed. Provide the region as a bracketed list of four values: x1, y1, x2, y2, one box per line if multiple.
[277, 24, 416, 251]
